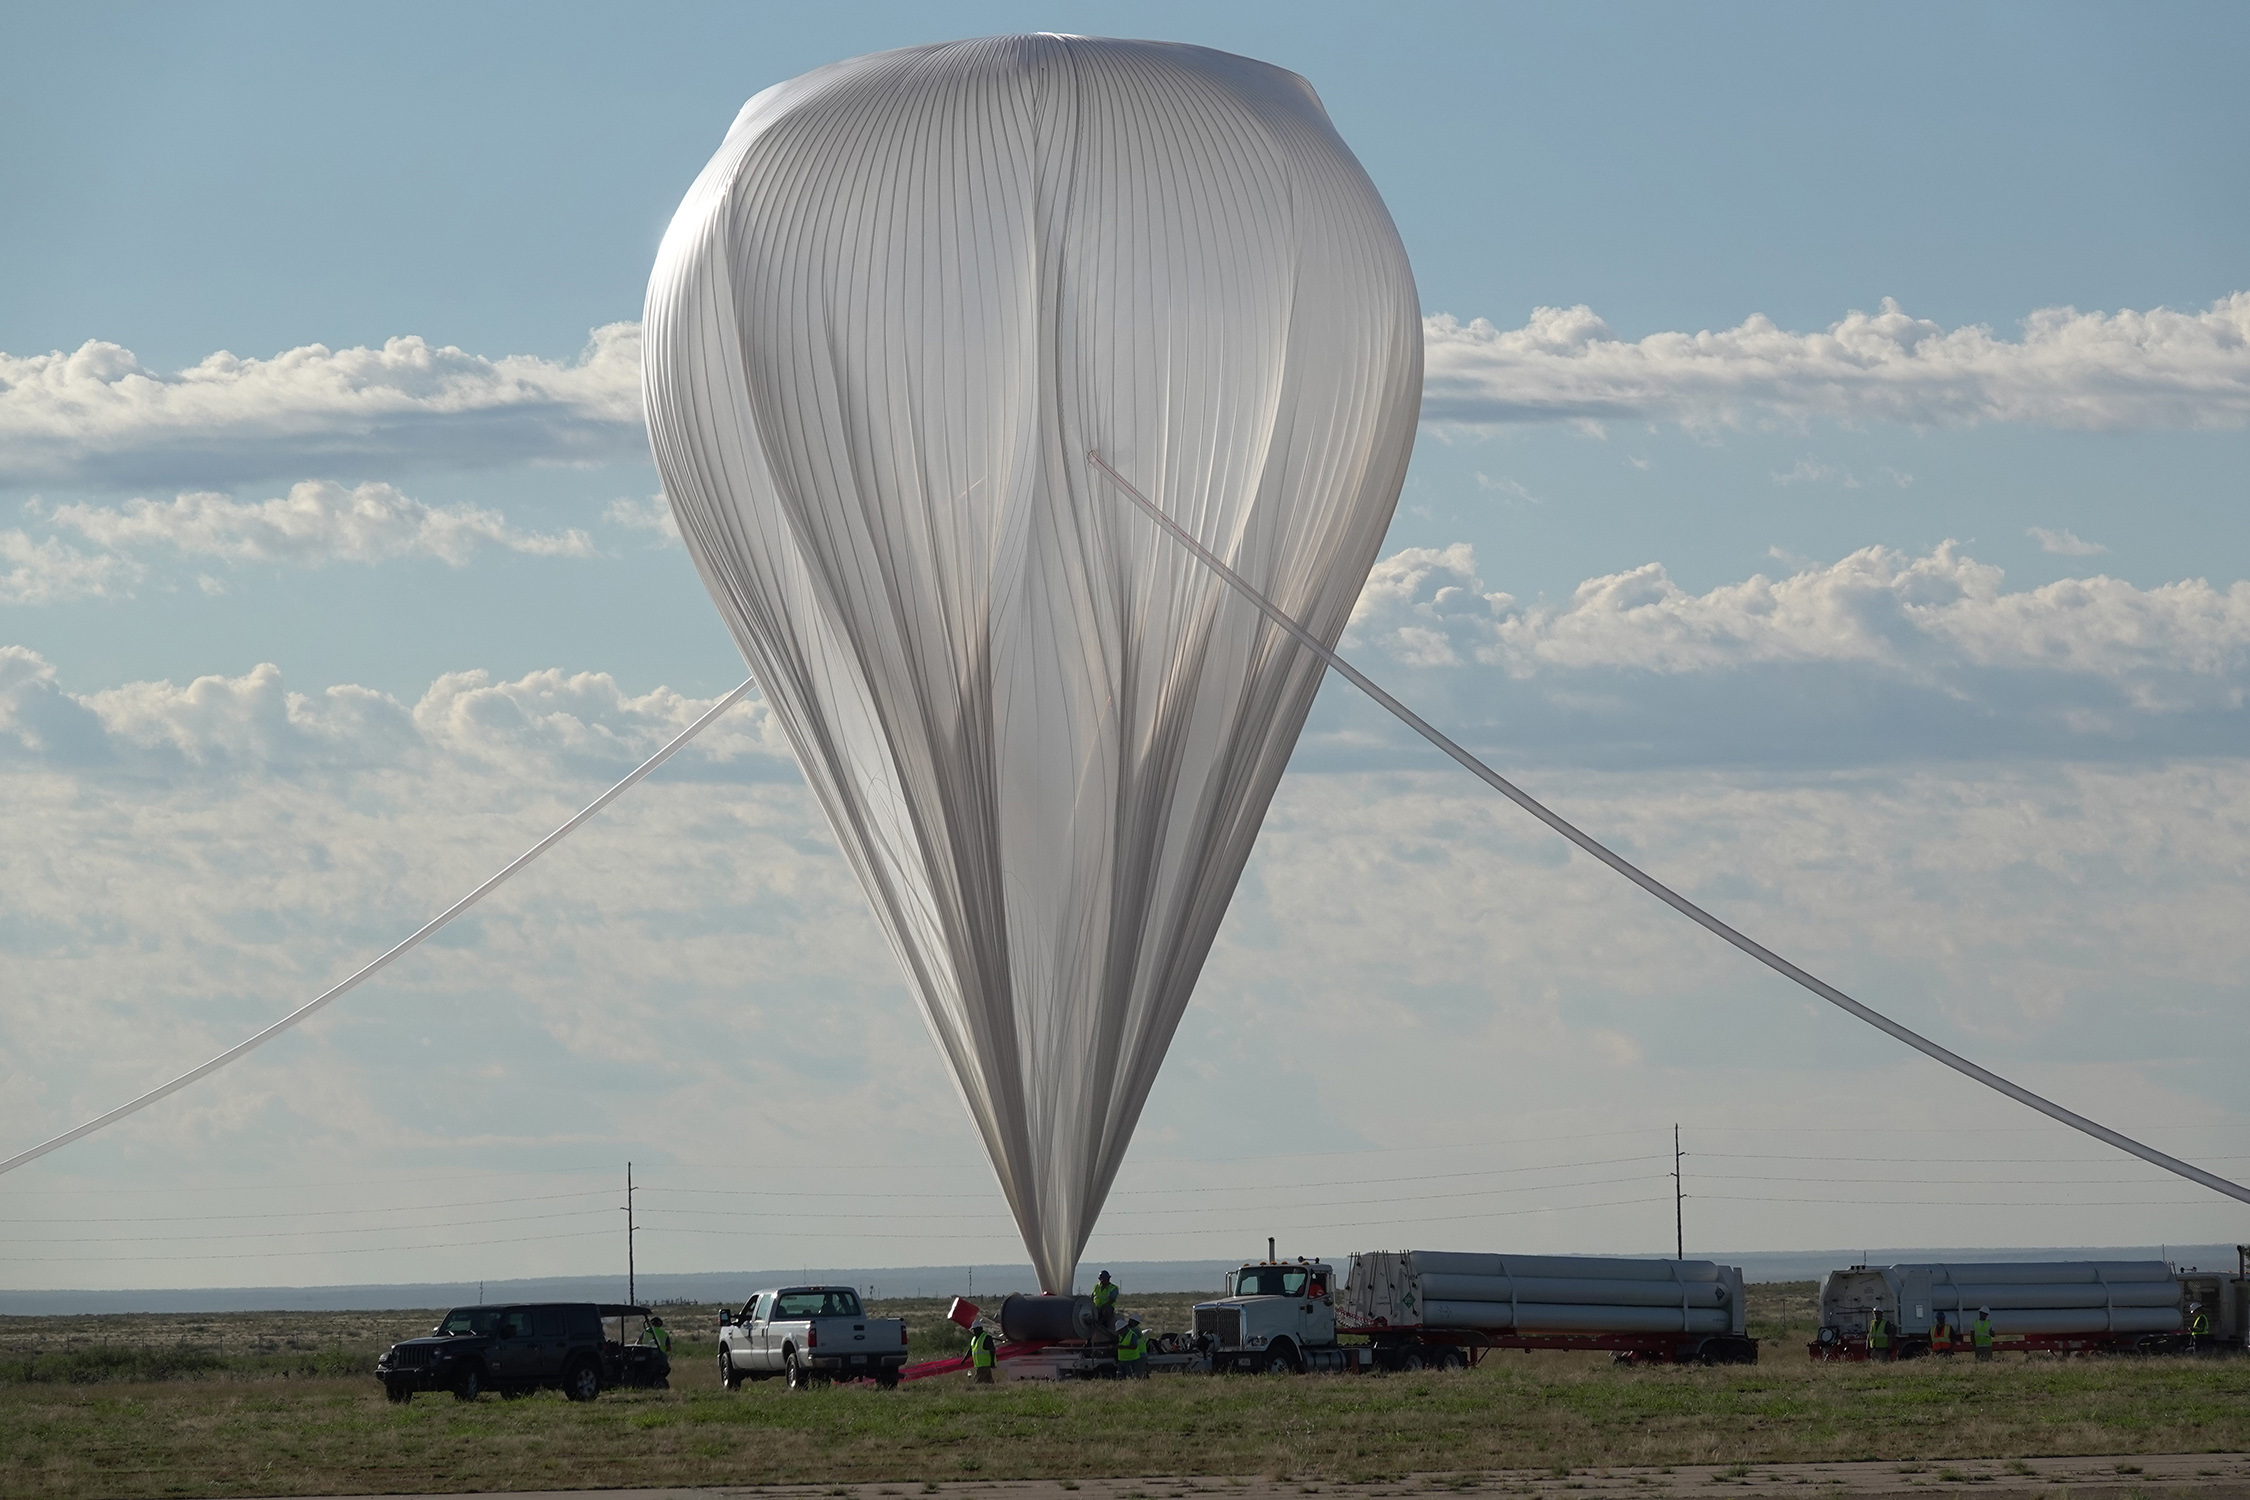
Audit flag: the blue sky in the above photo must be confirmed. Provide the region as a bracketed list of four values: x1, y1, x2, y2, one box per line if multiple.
[3, 2, 2248, 1290]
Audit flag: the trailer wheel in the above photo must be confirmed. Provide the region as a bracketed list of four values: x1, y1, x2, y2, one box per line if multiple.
[1395, 1349, 1425, 1372]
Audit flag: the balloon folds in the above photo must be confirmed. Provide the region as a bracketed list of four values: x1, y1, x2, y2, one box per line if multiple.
[643, 34, 1421, 1291]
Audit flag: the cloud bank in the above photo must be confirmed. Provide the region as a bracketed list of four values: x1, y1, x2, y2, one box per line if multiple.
[0, 324, 644, 487]
[1350, 541, 2250, 687]
[0, 650, 787, 778]
[6, 294, 2244, 490]
[1326, 541, 2250, 768]
[40, 481, 595, 567]
[5, 647, 2248, 1282]
[1, 481, 612, 604]
[1422, 293, 2250, 430]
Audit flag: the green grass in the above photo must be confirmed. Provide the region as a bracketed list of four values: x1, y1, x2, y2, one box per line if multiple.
[6, 1349, 2250, 1498]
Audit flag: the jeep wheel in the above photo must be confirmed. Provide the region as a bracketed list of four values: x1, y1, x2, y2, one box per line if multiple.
[784, 1348, 809, 1390]
[718, 1350, 742, 1392]
[451, 1364, 483, 1402]
[563, 1360, 601, 1403]
[384, 1380, 412, 1404]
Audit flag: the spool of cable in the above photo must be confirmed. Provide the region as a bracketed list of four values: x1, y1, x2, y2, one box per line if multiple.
[999, 1294, 1096, 1343]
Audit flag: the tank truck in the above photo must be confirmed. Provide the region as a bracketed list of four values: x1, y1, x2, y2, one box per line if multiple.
[1194, 1248, 1758, 1369]
[1811, 1254, 2250, 1358]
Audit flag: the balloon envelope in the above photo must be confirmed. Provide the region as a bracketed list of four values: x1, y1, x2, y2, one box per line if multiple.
[643, 34, 1420, 1292]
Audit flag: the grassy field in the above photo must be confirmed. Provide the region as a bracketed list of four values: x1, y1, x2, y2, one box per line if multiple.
[7, 1292, 2250, 1499]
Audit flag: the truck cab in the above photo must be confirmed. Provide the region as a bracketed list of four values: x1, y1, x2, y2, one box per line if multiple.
[1193, 1259, 1357, 1373]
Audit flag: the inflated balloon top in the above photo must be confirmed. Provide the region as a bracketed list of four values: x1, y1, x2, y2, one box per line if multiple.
[643, 33, 1421, 1292]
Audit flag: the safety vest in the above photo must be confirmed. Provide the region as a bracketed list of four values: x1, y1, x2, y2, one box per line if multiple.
[648, 1325, 672, 1353]
[1971, 1317, 1994, 1349]
[1931, 1322, 1952, 1352]
[1868, 1314, 1890, 1349]
[968, 1329, 996, 1368]
[2191, 1312, 2210, 1337]
[1116, 1326, 1145, 1362]
[1092, 1282, 1118, 1310]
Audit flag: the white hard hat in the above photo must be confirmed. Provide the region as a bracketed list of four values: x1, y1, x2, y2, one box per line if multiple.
[1979, 1306, 1990, 1316]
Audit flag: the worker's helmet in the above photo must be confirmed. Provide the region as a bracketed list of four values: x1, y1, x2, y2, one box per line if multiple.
[1127, 1315, 1141, 1325]
[2191, 1302, 2203, 1311]
[1978, 1306, 1991, 1316]
[649, 1315, 664, 1326]
[1098, 1270, 1112, 1280]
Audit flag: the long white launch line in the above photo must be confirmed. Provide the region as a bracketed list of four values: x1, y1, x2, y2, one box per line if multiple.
[1089, 449, 2250, 1208]
[0, 680, 757, 1179]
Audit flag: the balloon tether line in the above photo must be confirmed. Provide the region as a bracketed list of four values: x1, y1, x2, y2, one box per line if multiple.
[0, 680, 757, 1178]
[1086, 449, 2250, 1208]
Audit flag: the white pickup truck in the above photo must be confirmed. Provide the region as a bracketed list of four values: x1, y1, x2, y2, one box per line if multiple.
[716, 1285, 909, 1389]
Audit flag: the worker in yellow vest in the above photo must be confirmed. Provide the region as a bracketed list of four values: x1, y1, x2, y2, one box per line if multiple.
[1867, 1310, 1892, 1361]
[641, 1314, 673, 1354]
[2189, 1303, 2210, 1351]
[1971, 1307, 1995, 1361]
[1092, 1271, 1119, 1330]
[1115, 1316, 1148, 1379]
[966, 1321, 996, 1384]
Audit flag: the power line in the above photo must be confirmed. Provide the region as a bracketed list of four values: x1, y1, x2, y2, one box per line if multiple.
[0, 1227, 621, 1265]
[0, 1207, 618, 1248]
[0, 1165, 620, 1198]
[20, 1188, 617, 1224]
[641, 1172, 1671, 1225]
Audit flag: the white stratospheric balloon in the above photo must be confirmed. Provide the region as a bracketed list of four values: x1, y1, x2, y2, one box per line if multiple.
[643, 33, 1422, 1292]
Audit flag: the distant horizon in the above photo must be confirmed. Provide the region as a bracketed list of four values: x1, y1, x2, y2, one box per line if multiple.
[6, 1243, 2240, 1317]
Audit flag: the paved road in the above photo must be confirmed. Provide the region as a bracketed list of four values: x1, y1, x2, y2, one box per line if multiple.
[270, 1452, 2250, 1500]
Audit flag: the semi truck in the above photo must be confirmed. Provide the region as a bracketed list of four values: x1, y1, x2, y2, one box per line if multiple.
[1811, 1257, 2250, 1358]
[1194, 1249, 1758, 1369]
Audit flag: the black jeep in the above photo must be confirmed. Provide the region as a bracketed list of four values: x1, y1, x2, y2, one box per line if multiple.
[376, 1302, 671, 1403]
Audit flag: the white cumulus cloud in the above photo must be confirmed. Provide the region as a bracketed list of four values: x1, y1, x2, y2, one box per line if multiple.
[2029, 526, 2109, 557]
[603, 494, 682, 544]
[1422, 293, 2250, 431]
[0, 324, 644, 487]
[40, 481, 595, 568]
[1349, 541, 2250, 688]
[0, 652, 786, 778]
[0, 531, 142, 606]
[7, 292, 2244, 494]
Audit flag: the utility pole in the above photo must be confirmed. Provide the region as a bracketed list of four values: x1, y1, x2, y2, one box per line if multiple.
[1673, 1125, 1684, 1261]
[622, 1162, 638, 1305]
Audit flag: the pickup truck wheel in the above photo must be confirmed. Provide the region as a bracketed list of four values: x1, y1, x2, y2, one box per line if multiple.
[718, 1350, 742, 1392]
[876, 1369, 899, 1390]
[563, 1360, 602, 1403]
[784, 1348, 809, 1390]
[451, 1364, 483, 1402]
[1264, 1339, 1301, 1375]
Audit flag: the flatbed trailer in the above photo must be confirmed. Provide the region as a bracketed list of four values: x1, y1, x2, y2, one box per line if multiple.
[1811, 1330, 2219, 1361]
[1351, 1324, 1759, 1367]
